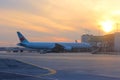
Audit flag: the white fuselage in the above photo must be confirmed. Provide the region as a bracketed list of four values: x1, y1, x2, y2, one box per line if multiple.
[17, 31, 92, 51]
[24, 42, 56, 49]
[21, 42, 91, 50]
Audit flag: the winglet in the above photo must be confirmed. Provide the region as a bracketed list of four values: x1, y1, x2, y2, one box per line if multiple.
[17, 32, 29, 43]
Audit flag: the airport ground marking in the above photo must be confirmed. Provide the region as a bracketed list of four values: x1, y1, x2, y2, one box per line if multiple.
[16, 59, 57, 77]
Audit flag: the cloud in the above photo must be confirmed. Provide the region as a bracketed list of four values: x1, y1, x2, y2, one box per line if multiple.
[0, 0, 120, 46]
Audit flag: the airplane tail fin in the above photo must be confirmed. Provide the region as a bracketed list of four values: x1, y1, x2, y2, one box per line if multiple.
[17, 32, 29, 43]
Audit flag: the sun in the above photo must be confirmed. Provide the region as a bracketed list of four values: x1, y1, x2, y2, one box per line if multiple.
[101, 20, 114, 33]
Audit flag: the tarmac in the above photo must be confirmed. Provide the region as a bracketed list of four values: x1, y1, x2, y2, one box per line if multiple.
[0, 58, 55, 80]
[0, 52, 120, 80]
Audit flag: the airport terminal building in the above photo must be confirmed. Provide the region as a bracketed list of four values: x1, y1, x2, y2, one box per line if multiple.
[81, 32, 120, 52]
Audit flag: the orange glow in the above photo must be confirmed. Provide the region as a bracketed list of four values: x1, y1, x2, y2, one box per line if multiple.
[0, 41, 15, 46]
[30, 36, 72, 42]
[1, 0, 120, 44]
[0, 9, 76, 33]
[100, 20, 114, 33]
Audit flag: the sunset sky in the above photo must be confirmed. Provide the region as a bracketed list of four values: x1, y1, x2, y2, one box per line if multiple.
[0, 0, 120, 46]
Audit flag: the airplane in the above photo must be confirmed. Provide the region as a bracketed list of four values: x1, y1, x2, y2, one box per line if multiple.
[17, 32, 91, 53]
